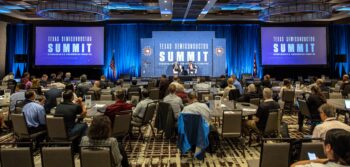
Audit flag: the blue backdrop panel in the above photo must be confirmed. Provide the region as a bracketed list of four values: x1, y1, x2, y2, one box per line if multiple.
[213, 38, 226, 77]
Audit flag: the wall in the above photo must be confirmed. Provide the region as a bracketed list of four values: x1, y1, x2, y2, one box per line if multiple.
[0, 21, 7, 78]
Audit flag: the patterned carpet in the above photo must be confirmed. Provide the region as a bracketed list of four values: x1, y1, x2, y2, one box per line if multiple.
[0, 114, 317, 167]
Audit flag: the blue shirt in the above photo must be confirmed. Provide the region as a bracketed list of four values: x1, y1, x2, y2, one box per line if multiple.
[10, 90, 26, 112]
[22, 102, 46, 128]
[234, 80, 243, 95]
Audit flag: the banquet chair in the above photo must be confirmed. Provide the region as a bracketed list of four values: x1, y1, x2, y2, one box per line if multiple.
[80, 146, 113, 167]
[297, 100, 321, 132]
[11, 113, 46, 144]
[0, 146, 34, 167]
[131, 102, 157, 142]
[149, 88, 160, 100]
[112, 112, 132, 146]
[46, 116, 78, 142]
[41, 144, 74, 167]
[299, 141, 325, 161]
[282, 90, 295, 115]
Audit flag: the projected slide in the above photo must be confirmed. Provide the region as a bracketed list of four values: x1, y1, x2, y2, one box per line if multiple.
[35, 27, 104, 66]
[141, 31, 226, 77]
[261, 27, 327, 65]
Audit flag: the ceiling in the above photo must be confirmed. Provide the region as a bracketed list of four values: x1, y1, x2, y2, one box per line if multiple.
[0, 0, 350, 23]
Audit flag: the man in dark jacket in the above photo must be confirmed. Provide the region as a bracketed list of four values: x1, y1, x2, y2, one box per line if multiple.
[44, 86, 63, 114]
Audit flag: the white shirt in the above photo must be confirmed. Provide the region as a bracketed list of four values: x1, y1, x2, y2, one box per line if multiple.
[312, 117, 350, 140]
[182, 102, 210, 123]
[163, 93, 183, 118]
[132, 98, 153, 118]
[296, 162, 349, 167]
[223, 85, 236, 98]
[170, 81, 182, 90]
[195, 82, 211, 92]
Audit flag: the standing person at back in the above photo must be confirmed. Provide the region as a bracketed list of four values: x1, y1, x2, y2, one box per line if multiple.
[55, 90, 88, 138]
[163, 84, 183, 119]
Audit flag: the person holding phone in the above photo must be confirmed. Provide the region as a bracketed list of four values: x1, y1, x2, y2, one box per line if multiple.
[291, 129, 350, 167]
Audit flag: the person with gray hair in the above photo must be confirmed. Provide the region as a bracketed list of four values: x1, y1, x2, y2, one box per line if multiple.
[244, 88, 279, 134]
[64, 72, 71, 83]
[76, 74, 92, 98]
[312, 104, 350, 140]
[237, 84, 258, 103]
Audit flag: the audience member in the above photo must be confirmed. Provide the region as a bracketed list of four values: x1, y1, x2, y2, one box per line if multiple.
[30, 79, 43, 95]
[37, 95, 46, 106]
[22, 91, 46, 133]
[219, 75, 228, 89]
[105, 90, 133, 125]
[44, 85, 63, 113]
[182, 92, 210, 123]
[9, 83, 26, 113]
[231, 74, 243, 95]
[244, 88, 280, 133]
[170, 76, 182, 89]
[279, 79, 293, 99]
[159, 74, 169, 99]
[175, 84, 189, 104]
[340, 74, 350, 90]
[132, 90, 154, 123]
[194, 77, 211, 91]
[100, 75, 109, 89]
[163, 84, 183, 119]
[81, 116, 126, 167]
[261, 74, 272, 88]
[1, 72, 14, 85]
[237, 84, 258, 102]
[40, 74, 49, 87]
[50, 73, 56, 82]
[312, 104, 350, 140]
[65, 83, 78, 102]
[127, 80, 141, 98]
[55, 90, 87, 138]
[298, 86, 326, 131]
[51, 77, 66, 89]
[223, 78, 236, 99]
[292, 129, 350, 167]
[76, 74, 92, 98]
[63, 72, 71, 83]
[90, 81, 102, 100]
[21, 72, 30, 85]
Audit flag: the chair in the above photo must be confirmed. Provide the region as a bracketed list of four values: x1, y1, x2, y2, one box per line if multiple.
[86, 90, 98, 100]
[46, 117, 78, 141]
[249, 98, 260, 106]
[131, 102, 157, 141]
[228, 89, 240, 101]
[247, 140, 291, 167]
[149, 88, 160, 100]
[220, 109, 245, 157]
[322, 91, 329, 99]
[299, 142, 326, 160]
[127, 91, 140, 101]
[197, 91, 210, 101]
[147, 80, 157, 90]
[0, 147, 34, 167]
[112, 112, 132, 145]
[11, 113, 46, 142]
[202, 93, 213, 102]
[282, 90, 295, 114]
[155, 102, 176, 139]
[80, 146, 113, 167]
[249, 110, 281, 146]
[297, 100, 321, 131]
[41, 146, 74, 167]
[14, 100, 25, 114]
[100, 94, 113, 101]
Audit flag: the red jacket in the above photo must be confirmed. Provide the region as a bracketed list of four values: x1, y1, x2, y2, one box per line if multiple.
[104, 100, 133, 125]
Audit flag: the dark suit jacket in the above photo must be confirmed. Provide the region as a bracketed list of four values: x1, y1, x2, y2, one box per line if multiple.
[128, 85, 141, 95]
[306, 94, 325, 120]
[261, 80, 272, 88]
[256, 100, 280, 131]
[159, 78, 169, 99]
[44, 88, 63, 113]
[237, 92, 259, 103]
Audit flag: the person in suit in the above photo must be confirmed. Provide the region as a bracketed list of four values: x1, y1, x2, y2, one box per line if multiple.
[219, 75, 228, 89]
[244, 88, 280, 133]
[44, 85, 63, 114]
[187, 61, 197, 75]
[298, 86, 326, 131]
[261, 74, 272, 88]
[172, 61, 182, 75]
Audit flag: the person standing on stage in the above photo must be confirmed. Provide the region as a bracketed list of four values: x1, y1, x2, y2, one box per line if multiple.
[172, 61, 183, 75]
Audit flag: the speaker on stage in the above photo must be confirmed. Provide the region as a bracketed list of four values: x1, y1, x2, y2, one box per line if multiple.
[335, 54, 347, 63]
[15, 54, 28, 63]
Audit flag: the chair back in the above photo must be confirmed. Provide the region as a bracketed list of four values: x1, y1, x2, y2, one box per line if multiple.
[260, 142, 290, 167]
[127, 91, 140, 100]
[46, 117, 68, 141]
[147, 80, 157, 90]
[80, 147, 113, 167]
[264, 110, 279, 135]
[342, 84, 350, 97]
[249, 98, 260, 106]
[142, 102, 157, 124]
[228, 89, 240, 100]
[197, 91, 210, 101]
[11, 113, 29, 137]
[222, 110, 242, 138]
[282, 90, 295, 102]
[112, 112, 132, 137]
[0, 147, 34, 167]
[86, 90, 98, 100]
[298, 100, 311, 118]
[299, 142, 326, 160]
[41, 146, 74, 167]
[14, 100, 25, 114]
[100, 94, 113, 101]
[149, 88, 160, 100]
[329, 92, 343, 99]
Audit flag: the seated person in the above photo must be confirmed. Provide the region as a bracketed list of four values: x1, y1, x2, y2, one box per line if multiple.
[65, 84, 78, 102]
[194, 77, 211, 92]
[312, 104, 350, 140]
[232, 74, 243, 95]
[22, 91, 46, 133]
[244, 88, 280, 133]
[172, 61, 182, 75]
[9, 83, 26, 113]
[219, 75, 228, 89]
[163, 84, 183, 119]
[237, 84, 258, 103]
[132, 90, 154, 123]
[76, 74, 92, 98]
[291, 129, 350, 167]
[170, 76, 182, 90]
[81, 116, 127, 167]
[127, 80, 141, 99]
[29, 79, 43, 95]
[90, 81, 102, 100]
[340, 74, 350, 90]
[44, 85, 63, 113]
[159, 75, 169, 99]
[298, 86, 326, 131]
[63, 72, 71, 84]
[223, 78, 236, 99]
[100, 75, 109, 89]
[55, 90, 87, 138]
[40, 74, 49, 87]
[182, 92, 210, 123]
[2, 72, 14, 85]
[279, 79, 293, 100]
[261, 74, 272, 88]
[176, 85, 189, 104]
[105, 90, 133, 125]
[50, 77, 66, 89]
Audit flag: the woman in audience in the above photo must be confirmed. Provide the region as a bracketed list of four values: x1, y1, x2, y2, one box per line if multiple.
[81, 116, 128, 167]
[298, 86, 326, 131]
[30, 78, 43, 95]
[291, 129, 350, 167]
[237, 84, 258, 102]
[223, 78, 236, 99]
[279, 79, 292, 99]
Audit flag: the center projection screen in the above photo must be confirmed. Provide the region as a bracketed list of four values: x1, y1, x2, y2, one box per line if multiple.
[141, 31, 226, 77]
[35, 27, 104, 66]
[261, 27, 327, 66]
